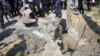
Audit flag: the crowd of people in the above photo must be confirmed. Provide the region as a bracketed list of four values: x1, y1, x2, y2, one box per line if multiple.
[0, 0, 98, 29]
[0, 0, 23, 28]
[0, 0, 68, 28]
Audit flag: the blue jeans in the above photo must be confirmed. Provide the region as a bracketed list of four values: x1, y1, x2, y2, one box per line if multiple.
[55, 2, 61, 16]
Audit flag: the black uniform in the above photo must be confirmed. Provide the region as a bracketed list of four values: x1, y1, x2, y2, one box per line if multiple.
[78, 0, 84, 13]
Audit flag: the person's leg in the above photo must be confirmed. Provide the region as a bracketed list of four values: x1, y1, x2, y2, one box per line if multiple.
[55, 6, 59, 17]
[87, 1, 91, 11]
[58, 2, 62, 17]
[11, 8, 14, 17]
[78, 3, 81, 13]
[5, 14, 10, 22]
[45, 4, 49, 14]
[0, 17, 4, 28]
[51, 2, 53, 11]
[52, 1, 55, 11]
[13, 5, 17, 16]
[47, 2, 50, 11]
[39, 6, 45, 17]
[61, 1, 63, 9]
[81, 3, 84, 13]
[42, 4, 47, 15]
[64, 1, 67, 9]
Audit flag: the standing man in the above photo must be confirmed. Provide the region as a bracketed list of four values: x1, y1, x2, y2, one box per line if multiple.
[78, 0, 84, 14]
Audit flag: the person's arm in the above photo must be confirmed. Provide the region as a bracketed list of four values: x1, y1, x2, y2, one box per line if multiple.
[59, 25, 63, 40]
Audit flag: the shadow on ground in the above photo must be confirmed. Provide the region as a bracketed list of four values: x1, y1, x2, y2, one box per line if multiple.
[0, 28, 16, 41]
[24, 22, 38, 28]
[82, 14, 100, 35]
[6, 41, 27, 56]
[5, 20, 17, 28]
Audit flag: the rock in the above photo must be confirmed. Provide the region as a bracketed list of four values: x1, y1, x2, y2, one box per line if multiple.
[63, 52, 71, 56]
[0, 7, 100, 56]
[17, 29, 46, 53]
[40, 42, 63, 56]
[68, 29, 79, 41]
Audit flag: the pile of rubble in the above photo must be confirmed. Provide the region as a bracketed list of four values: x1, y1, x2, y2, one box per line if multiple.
[0, 9, 100, 56]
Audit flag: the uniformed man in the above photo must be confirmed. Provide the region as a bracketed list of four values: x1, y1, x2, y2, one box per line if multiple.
[49, 0, 53, 11]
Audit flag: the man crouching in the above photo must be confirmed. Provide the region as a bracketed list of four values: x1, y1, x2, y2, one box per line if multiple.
[58, 19, 77, 54]
[20, 4, 38, 27]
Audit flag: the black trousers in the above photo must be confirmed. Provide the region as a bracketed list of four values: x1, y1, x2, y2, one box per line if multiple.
[87, 1, 91, 11]
[64, 1, 67, 9]
[62, 1, 67, 9]
[0, 17, 4, 27]
[78, 3, 84, 13]
[49, 2, 55, 11]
